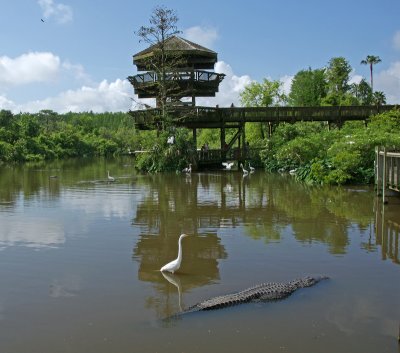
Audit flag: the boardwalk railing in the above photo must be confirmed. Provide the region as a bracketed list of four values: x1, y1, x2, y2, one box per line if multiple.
[130, 105, 398, 128]
[375, 147, 400, 202]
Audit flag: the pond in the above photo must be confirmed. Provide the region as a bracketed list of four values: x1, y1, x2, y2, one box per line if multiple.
[0, 158, 399, 353]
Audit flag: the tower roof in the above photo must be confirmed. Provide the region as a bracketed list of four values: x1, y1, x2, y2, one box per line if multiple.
[133, 36, 218, 70]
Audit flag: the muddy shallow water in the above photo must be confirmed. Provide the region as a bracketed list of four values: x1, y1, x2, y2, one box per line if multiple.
[0, 158, 399, 353]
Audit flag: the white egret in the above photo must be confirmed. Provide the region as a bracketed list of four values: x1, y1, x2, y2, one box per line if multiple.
[160, 233, 190, 273]
[249, 163, 255, 173]
[107, 170, 115, 182]
[222, 162, 234, 170]
[240, 163, 249, 175]
[182, 164, 192, 173]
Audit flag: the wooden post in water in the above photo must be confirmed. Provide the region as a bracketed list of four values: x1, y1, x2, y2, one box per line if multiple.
[375, 146, 380, 196]
[383, 147, 387, 204]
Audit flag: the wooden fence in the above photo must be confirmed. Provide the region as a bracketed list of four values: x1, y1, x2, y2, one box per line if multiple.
[375, 147, 400, 202]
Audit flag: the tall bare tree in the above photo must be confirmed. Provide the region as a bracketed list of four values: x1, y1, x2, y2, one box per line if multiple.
[360, 55, 381, 92]
[135, 6, 181, 127]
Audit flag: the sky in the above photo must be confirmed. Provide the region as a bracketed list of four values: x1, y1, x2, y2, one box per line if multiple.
[1, 0, 400, 113]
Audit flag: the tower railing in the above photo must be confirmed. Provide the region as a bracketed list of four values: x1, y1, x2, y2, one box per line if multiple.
[130, 70, 225, 85]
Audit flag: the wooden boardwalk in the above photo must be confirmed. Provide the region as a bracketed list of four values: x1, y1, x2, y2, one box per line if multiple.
[375, 147, 400, 201]
[130, 105, 398, 129]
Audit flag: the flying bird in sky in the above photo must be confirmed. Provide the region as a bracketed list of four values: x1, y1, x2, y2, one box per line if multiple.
[41, 19, 45, 22]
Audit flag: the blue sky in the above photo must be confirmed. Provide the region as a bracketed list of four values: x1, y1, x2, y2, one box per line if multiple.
[1, 0, 400, 113]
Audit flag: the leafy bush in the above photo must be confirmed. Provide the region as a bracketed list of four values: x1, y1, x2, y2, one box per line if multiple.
[135, 128, 196, 173]
[260, 108, 400, 185]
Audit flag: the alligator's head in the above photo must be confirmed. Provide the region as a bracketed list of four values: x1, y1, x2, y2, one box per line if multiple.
[303, 275, 329, 287]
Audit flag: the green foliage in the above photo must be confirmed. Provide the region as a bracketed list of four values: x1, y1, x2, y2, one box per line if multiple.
[240, 78, 287, 107]
[325, 57, 352, 95]
[260, 109, 400, 185]
[288, 68, 327, 106]
[134, 128, 196, 173]
[0, 110, 136, 163]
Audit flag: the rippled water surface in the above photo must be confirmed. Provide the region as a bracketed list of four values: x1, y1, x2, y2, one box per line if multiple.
[0, 158, 399, 353]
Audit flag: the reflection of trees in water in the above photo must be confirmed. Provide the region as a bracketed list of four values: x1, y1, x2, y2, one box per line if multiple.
[0, 157, 134, 206]
[263, 178, 377, 254]
[133, 171, 400, 273]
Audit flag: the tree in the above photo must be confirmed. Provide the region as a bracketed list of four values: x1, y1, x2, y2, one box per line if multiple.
[240, 78, 287, 139]
[135, 6, 181, 128]
[288, 68, 327, 106]
[322, 57, 352, 106]
[349, 79, 372, 105]
[372, 91, 386, 105]
[360, 55, 381, 92]
[325, 57, 352, 95]
[240, 79, 287, 107]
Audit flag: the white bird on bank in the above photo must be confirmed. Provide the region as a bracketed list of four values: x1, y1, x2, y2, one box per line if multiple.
[182, 164, 192, 173]
[240, 163, 249, 175]
[222, 161, 234, 170]
[249, 163, 255, 173]
[107, 170, 115, 182]
[160, 234, 190, 273]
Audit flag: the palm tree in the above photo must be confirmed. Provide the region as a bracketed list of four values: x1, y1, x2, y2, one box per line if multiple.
[360, 55, 381, 92]
[372, 91, 386, 106]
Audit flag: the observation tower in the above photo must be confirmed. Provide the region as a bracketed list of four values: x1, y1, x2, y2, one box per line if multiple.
[128, 36, 225, 108]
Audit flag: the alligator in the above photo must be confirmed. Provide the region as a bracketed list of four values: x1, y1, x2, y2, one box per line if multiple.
[178, 275, 328, 315]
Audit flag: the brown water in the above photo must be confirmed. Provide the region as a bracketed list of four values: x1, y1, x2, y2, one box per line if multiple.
[0, 158, 399, 353]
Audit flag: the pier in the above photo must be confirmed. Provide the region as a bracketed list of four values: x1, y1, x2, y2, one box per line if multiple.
[375, 147, 400, 202]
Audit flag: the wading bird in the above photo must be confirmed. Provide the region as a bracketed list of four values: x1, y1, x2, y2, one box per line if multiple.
[240, 163, 249, 176]
[107, 170, 115, 182]
[182, 164, 192, 173]
[160, 233, 190, 274]
[249, 163, 255, 173]
[222, 161, 234, 170]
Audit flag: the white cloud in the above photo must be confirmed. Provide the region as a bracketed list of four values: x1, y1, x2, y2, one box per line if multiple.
[280, 75, 293, 95]
[0, 59, 252, 112]
[38, 0, 73, 24]
[183, 26, 218, 49]
[0, 216, 65, 249]
[197, 61, 252, 107]
[0, 52, 60, 86]
[393, 31, 400, 51]
[62, 61, 92, 83]
[349, 72, 363, 85]
[3, 79, 134, 113]
[375, 61, 400, 103]
[0, 95, 15, 111]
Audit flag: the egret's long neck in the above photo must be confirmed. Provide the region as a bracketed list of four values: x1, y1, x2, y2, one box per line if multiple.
[177, 236, 184, 263]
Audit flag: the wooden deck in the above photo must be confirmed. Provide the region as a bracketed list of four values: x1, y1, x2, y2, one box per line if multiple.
[375, 147, 400, 202]
[130, 105, 398, 129]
